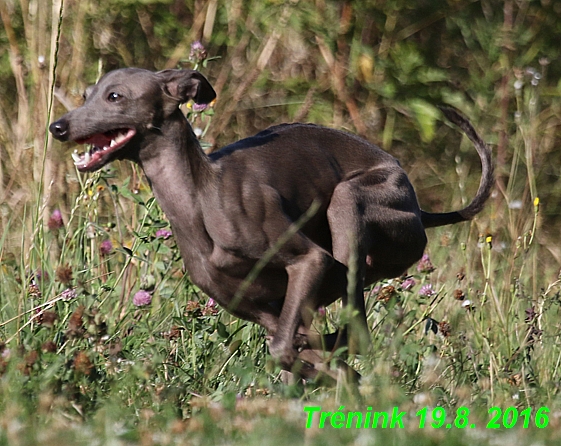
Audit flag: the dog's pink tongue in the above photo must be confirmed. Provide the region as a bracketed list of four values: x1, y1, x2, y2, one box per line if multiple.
[77, 133, 112, 147]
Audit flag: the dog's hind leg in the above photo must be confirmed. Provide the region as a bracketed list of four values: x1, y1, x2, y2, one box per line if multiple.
[326, 181, 371, 356]
[326, 166, 428, 353]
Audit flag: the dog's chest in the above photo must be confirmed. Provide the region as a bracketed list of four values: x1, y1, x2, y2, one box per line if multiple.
[179, 242, 287, 304]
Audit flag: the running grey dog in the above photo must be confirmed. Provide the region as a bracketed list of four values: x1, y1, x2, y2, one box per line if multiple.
[50, 68, 493, 379]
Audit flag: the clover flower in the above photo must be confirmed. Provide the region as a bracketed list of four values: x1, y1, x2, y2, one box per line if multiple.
[61, 288, 78, 301]
[417, 254, 435, 273]
[155, 228, 173, 239]
[189, 40, 208, 64]
[133, 290, 152, 307]
[192, 102, 208, 112]
[100, 239, 113, 256]
[202, 297, 218, 316]
[401, 277, 416, 291]
[47, 209, 64, 230]
[1, 346, 10, 359]
[419, 284, 436, 298]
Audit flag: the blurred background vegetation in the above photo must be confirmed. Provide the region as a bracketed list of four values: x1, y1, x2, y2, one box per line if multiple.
[1, 0, 560, 243]
[2, 1, 561, 444]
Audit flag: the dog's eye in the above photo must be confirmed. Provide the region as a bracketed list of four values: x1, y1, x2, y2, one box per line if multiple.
[107, 92, 123, 102]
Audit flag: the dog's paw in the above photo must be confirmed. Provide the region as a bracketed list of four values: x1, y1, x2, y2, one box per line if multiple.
[278, 350, 298, 370]
[292, 333, 309, 351]
[269, 340, 298, 370]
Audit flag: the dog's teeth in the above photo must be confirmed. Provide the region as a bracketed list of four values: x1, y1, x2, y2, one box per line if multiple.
[72, 151, 82, 163]
[110, 139, 117, 148]
[84, 152, 91, 164]
[114, 132, 127, 144]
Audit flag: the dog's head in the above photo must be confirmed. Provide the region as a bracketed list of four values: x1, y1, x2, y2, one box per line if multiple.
[49, 68, 216, 172]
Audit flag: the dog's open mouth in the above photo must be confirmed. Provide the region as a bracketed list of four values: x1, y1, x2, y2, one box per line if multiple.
[72, 128, 136, 172]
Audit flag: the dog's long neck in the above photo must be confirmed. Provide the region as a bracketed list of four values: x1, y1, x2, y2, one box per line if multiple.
[138, 111, 215, 259]
[140, 111, 214, 187]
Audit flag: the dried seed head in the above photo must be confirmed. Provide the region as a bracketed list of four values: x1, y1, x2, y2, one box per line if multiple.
[39, 310, 58, 328]
[41, 341, 57, 353]
[453, 289, 465, 301]
[19, 350, 39, 375]
[184, 301, 201, 315]
[439, 321, 451, 337]
[377, 285, 396, 303]
[73, 351, 93, 375]
[162, 326, 182, 340]
[56, 264, 73, 285]
[28, 283, 42, 299]
[67, 305, 85, 338]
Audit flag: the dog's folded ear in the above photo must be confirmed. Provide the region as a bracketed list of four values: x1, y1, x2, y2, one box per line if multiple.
[156, 69, 216, 106]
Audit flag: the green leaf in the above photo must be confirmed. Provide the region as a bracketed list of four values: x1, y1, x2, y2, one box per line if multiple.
[408, 100, 440, 142]
[217, 321, 229, 339]
[416, 67, 448, 84]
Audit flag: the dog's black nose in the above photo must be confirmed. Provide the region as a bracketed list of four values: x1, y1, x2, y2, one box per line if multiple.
[49, 120, 69, 140]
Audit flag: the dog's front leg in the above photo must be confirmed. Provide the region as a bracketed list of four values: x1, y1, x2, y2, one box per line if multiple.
[268, 248, 333, 373]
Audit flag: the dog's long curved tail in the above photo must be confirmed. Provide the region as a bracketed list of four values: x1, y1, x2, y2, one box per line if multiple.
[421, 106, 494, 229]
